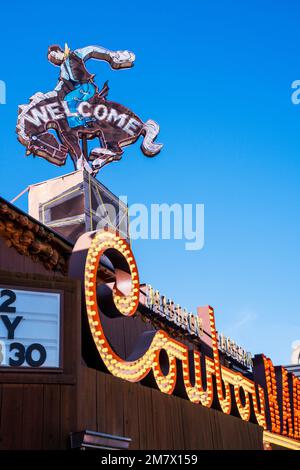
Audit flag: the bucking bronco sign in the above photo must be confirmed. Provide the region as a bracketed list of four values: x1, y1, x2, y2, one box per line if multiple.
[16, 44, 163, 175]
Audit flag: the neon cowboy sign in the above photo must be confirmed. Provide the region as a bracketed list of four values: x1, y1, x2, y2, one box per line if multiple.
[17, 44, 162, 175]
[69, 229, 300, 444]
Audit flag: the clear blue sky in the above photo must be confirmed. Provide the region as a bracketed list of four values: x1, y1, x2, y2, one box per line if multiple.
[0, 0, 299, 365]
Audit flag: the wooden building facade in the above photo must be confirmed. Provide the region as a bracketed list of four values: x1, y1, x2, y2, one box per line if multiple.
[0, 195, 267, 450]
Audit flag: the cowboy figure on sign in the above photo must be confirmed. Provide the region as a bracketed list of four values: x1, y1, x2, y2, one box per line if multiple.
[17, 44, 162, 175]
[48, 44, 134, 128]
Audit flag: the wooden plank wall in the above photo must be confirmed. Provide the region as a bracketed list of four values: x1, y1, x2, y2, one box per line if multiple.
[0, 383, 77, 450]
[76, 365, 264, 450]
[0, 238, 64, 278]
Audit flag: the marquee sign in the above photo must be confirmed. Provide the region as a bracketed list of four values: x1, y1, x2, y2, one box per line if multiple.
[218, 333, 253, 369]
[141, 284, 253, 368]
[0, 288, 61, 368]
[69, 228, 300, 446]
[141, 284, 206, 340]
[16, 44, 163, 175]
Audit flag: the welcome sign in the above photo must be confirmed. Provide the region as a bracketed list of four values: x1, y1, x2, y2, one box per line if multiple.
[16, 44, 162, 174]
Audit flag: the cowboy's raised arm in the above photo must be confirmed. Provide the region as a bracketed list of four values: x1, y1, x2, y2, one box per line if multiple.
[75, 45, 135, 70]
